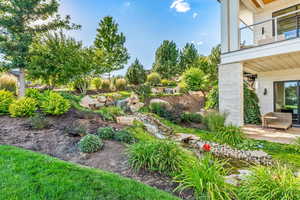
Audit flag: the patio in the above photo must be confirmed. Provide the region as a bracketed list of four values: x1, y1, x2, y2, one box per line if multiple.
[243, 125, 300, 144]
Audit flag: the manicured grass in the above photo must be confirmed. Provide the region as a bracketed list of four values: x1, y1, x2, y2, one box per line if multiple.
[0, 145, 179, 200]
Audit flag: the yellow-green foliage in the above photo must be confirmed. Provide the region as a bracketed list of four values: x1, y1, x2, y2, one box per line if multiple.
[101, 79, 111, 91]
[9, 97, 38, 117]
[41, 91, 71, 115]
[114, 78, 127, 91]
[92, 77, 102, 90]
[0, 75, 17, 93]
[147, 72, 161, 86]
[0, 90, 15, 114]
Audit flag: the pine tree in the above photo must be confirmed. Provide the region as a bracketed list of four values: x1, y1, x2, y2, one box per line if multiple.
[153, 40, 179, 79]
[126, 59, 146, 85]
[0, 0, 79, 97]
[94, 16, 130, 75]
[178, 43, 199, 74]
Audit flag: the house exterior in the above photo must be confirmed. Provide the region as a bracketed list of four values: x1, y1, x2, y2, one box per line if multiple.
[218, 0, 300, 126]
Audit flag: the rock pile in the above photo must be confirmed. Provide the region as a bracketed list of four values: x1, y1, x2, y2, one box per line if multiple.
[80, 95, 114, 110]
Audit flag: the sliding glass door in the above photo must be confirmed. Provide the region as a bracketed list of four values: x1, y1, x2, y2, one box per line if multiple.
[274, 81, 300, 124]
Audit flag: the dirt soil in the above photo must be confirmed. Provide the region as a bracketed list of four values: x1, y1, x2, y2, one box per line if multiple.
[0, 109, 192, 199]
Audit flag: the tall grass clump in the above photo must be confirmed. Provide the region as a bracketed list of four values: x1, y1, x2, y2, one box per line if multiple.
[203, 111, 226, 132]
[175, 154, 236, 200]
[214, 125, 245, 146]
[92, 77, 102, 91]
[128, 140, 188, 176]
[0, 75, 17, 93]
[239, 164, 300, 200]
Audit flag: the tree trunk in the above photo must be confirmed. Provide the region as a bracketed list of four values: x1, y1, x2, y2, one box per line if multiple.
[18, 68, 26, 97]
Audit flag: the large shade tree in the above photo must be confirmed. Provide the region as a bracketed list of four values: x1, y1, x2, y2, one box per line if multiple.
[27, 32, 94, 88]
[94, 16, 130, 76]
[0, 0, 79, 97]
[126, 58, 146, 85]
[153, 40, 179, 79]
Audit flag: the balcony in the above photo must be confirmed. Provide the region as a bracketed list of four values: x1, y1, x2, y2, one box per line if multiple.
[240, 9, 300, 49]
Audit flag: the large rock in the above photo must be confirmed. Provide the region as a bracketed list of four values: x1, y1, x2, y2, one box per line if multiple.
[80, 95, 103, 110]
[149, 99, 172, 110]
[116, 116, 137, 126]
[97, 96, 107, 103]
[128, 93, 140, 104]
[129, 102, 144, 113]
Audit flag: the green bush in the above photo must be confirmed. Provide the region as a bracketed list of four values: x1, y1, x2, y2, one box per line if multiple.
[114, 78, 127, 91]
[205, 85, 219, 110]
[178, 81, 188, 93]
[202, 112, 226, 132]
[133, 84, 151, 101]
[78, 134, 103, 153]
[161, 79, 177, 87]
[180, 112, 202, 123]
[9, 97, 38, 117]
[101, 79, 111, 91]
[215, 125, 245, 146]
[97, 127, 115, 139]
[25, 88, 42, 103]
[126, 59, 147, 85]
[239, 164, 300, 200]
[0, 75, 17, 93]
[64, 121, 88, 137]
[92, 77, 102, 90]
[0, 90, 15, 115]
[28, 113, 49, 130]
[41, 91, 71, 115]
[97, 106, 124, 121]
[114, 130, 135, 144]
[128, 140, 188, 175]
[147, 72, 161, 86]
[175, 155, 235, 200]
[181, 67, 207, 91]
[149, 102, 170, 118]
[244, 83, 261, 125]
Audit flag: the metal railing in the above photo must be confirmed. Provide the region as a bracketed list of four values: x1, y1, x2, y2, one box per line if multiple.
[240, 9, 300, 49]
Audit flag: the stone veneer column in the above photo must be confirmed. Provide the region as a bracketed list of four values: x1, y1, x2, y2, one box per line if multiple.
[219, 62, 244, 126]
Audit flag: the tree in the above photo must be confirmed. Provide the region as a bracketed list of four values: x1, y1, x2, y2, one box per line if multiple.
[0, 0, 79, 97]
[94, 16, 130, 75]
[178, 43, 198, 74]
[126, 58, 146, 85]
[27, 32, 94, 88]
[153, 40, 179, 79]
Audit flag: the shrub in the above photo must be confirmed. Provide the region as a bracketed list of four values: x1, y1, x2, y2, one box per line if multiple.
[161, 79, 177, 87]
[114, 78, 127, 91]
[215, 125, 245, 146]
[101, 79, 111, 91]
[181, 67, 208, 92]
[92, 77, 102, 90]
[9, 97, 38, 117]
[126, 59, 147, 85]
[41, 91, 71, 115]
[78, 134, 104, 153]
[180, 112, 202, 123]
[202, 112, 226, 132]
[28, 113, 49, 129]
[205, 85, 219, 110]
[244, 83, 261, 125]
[73, 78, 90, 94]
[64, 121, 88, 137]
[178, 81, 188, 93]
[0, 90, 15, 115]
[114, 130, 135, 144]
[97, 127, 115, 139]
[149, 103, 170, 118]
[239, 164, 300, 200]
[147, 72, 161, 86]
[128, 140, 188, 175]
[175, 154, 236, 200]
[0, 75, 17, 93]
[133, 84, 151, 101]
[25, 88, 42, 102]
[97, 106, 124, 121]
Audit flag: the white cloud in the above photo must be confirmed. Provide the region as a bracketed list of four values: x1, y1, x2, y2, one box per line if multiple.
[170, 0, 191, 13]
[193, 12, 198, 19]
[124, 2, 131, 7]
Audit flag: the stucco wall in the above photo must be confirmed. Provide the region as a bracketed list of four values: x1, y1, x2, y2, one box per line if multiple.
[256, 68, 300, 115]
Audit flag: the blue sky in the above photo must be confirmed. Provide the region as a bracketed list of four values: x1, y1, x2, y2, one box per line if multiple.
[59, 0, 220, 75]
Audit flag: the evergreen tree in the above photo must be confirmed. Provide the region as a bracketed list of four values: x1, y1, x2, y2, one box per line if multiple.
[94, 16, 130, 75]
[178, 43, 199, 74]
[153, 40, 179, 79]
[0, 0, 79, 96]
[126, 59, 146, 85]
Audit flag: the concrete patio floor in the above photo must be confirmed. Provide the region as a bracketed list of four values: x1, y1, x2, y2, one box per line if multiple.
[242, 125, 300, 144]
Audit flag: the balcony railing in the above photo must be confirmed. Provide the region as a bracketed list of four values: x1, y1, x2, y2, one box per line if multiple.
[240, 9, 300, 49]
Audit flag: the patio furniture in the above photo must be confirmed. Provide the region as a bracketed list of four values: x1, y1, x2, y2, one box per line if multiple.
[262, 112, 292, 130]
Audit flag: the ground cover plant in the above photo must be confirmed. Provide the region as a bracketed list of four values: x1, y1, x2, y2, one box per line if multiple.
[0, 145, 179, 200]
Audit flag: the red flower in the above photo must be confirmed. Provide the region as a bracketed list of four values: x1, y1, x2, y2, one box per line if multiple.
[202, 144, 211, 152]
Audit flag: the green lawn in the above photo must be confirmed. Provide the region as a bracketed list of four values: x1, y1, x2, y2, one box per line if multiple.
[0, 145, 179, 200]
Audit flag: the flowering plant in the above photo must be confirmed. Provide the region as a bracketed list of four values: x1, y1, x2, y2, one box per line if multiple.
[202, 144, 211, 152]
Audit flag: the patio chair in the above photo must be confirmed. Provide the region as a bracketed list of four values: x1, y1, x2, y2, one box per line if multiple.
[262, 112, 292, 130]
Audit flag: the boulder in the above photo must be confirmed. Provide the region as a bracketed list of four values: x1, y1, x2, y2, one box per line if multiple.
[80, 95, 103, 109]
[116, 98, 129, 110]
[105, 96, 115, 106]
[128, 93, 140, 104]
[97, 96, 107, 103]
[116, 116, 137, 126]
[149, 99, 172, 110]
[129, 102, 144, 113]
